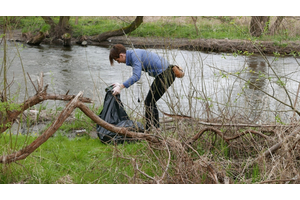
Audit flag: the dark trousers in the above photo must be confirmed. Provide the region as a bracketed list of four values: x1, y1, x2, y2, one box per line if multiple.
[144, 66, 175, 130]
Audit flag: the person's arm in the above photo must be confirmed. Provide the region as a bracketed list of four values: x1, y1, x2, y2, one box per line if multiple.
[122, 55, 142, 88]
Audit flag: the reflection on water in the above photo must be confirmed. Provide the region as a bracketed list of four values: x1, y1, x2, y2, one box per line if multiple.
[244, 56, 268, 123]
[1, 42, 300, 123]
[247, 56, 267, 90]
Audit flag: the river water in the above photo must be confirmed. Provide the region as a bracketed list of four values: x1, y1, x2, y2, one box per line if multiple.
[2, 42, 300, 124]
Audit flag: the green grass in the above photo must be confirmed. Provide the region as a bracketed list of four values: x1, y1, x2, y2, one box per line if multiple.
[8, 16, 300, 42]
[0, 125, 272, 184]
[126, 21, 250, 40]
[0, 132, 152, 184]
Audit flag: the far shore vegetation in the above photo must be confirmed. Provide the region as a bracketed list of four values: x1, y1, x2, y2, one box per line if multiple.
[6, 16, 300, 42]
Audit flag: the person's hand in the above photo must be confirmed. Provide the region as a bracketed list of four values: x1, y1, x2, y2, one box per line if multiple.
[112, 83, 121, 87]
[112, 83, 123, 95]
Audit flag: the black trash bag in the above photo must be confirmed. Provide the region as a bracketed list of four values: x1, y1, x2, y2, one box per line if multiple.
[96, 90, 144, 144]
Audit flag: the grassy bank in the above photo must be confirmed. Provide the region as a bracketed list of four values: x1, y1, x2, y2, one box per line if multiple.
[3, 122, 298, 184]
[0, 132, 152, 184]
[10, 16, 300, 42]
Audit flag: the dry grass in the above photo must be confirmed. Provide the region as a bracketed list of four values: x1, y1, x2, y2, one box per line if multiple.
[55, 174, 74, 184]
[126, 118, 300, 184]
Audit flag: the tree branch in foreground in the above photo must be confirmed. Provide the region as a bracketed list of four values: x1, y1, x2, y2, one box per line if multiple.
[0, 92, 83, 164]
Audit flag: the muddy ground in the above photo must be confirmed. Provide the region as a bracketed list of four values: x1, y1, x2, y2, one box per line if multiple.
[5, 29, 300, 55]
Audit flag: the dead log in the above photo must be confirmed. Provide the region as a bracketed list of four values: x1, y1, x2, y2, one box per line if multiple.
[76, 35, 88, 46]
[26, 31, 49, 45]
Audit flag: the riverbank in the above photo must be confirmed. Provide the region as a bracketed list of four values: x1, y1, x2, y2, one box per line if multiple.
[95, 36, 300, 55]
[5, 29, 300, 56]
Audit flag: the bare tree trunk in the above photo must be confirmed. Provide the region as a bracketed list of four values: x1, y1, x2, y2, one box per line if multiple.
[94, 16, 143, 42]
[41, 16, 72, 45]
[41, 16, 56, 33]
[250, 16, 270, 37]
[58, 16, 71, 33]
[75, 16, 79, 25]
[191, 17, 199, 36]
[269, 16, 285, 35]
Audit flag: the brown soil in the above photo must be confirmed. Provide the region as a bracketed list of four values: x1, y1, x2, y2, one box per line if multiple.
[5, 29, 300, 56]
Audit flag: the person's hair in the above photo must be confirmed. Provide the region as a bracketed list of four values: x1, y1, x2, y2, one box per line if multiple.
[109, 44, 126, 66]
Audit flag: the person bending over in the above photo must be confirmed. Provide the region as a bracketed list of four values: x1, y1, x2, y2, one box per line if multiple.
[109, 44, 176, 131]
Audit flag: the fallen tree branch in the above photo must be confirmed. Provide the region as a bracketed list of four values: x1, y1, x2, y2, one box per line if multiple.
[226, 129, 269, 140]
[261, 126, 300, 158]
[239, 126, 300, 174]
[76, 101, 161, 143]
[0, 92, 83, 164]
[162, 111, 288, 128]
[1, 71, 92, 134]
[187, 127, 270, 146]
[0, 87, 92, 134]
[187, 127, 229, 145]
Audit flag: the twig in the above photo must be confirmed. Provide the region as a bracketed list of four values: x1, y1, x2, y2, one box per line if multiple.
[187, 126, 270, 147]
[14, 161, 31, 183]
[27, 72, 38, 93]
[208, 64, 300, 116]
[186, 142, 227, 184]
[37, 72, 44, 92]
[291, 82, 300, 122]
[290, 136, 300, 152]
[188, 127, 229, 145]
[226, 129, 269, 140]
[157, 140, 171, 183]
[133, 158, 158, 184]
